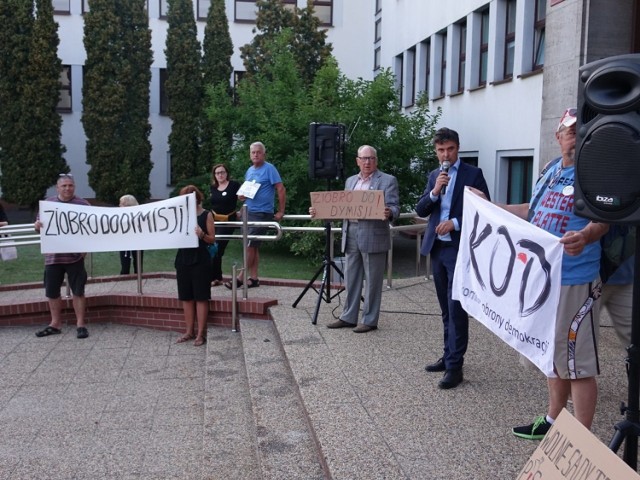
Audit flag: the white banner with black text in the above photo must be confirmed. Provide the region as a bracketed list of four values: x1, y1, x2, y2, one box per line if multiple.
[452, 187, 563, 377]
[39, 193, 199, 254]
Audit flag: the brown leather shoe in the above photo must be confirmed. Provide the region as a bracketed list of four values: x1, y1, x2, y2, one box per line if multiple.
[353, 324, 378, 333]
[327, 320, 356, 329]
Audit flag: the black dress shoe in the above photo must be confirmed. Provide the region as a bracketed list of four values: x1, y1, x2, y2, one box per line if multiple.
[425, 357, 446, 372]
[438, 369, 463, 389]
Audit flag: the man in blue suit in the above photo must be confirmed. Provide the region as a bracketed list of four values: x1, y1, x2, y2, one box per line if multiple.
[416, 128, 490, 389]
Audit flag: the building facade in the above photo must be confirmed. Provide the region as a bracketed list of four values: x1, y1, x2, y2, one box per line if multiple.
[51, 0, 639, 203]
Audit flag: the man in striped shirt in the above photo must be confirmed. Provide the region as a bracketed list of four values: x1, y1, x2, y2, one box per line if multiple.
[34, 174, 91, 339]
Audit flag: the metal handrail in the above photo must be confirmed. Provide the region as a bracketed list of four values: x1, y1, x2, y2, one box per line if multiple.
[1, 212, 429, 289]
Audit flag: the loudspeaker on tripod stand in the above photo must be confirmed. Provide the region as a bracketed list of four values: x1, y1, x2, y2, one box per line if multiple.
[308, 123, 346, 180]
[574, 53, 640, 224]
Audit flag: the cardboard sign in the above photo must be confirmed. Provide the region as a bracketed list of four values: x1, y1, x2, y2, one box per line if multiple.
[310, 190, 386, 220]
[517, 409, 640, 479]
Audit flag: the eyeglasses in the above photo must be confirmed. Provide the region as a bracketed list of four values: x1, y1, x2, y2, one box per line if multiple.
[59, 173, 73, 178]
[214, 171, 227, 175]
[358, 156, 377, 163]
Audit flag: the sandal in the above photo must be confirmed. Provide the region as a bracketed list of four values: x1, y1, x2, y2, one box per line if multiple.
[211, 280, 223, 287]
[247, 278, 260, 289]
[194, 336, 207, 347]
[176, 334, 195, 344]
[224, 278, 243, 290]
[35, 326, 62, 338]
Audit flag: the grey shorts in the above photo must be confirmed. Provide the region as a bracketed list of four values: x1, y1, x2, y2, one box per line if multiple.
[553, 282, 601, 379]
[246, 211, 272, 248]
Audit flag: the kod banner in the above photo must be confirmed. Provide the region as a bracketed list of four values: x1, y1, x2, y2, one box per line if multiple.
[452, 187, 563, 377]
[39, 193, 199, 254]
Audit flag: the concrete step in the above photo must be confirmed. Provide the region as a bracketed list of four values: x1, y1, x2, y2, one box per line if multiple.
[202, 328, 262, 479]
[239, 318, 327, 480]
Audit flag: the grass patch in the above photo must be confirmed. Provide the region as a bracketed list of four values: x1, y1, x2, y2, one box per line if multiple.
[1, 241, 318, 285]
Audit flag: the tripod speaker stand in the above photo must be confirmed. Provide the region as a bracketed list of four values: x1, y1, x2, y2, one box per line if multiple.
[292, 221, 344, 325]
[608, 226, 640, 470]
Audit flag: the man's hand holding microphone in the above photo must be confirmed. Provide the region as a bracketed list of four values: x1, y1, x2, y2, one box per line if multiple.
[433, 160, 451, 197]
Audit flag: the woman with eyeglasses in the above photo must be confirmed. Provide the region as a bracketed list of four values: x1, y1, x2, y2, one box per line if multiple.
[209, 164, 240, 286]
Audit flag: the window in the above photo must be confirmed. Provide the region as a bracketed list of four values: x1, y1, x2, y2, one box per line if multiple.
[198, 0, 211, 20]
[438, 32, 447, 97]
[395, 53, 404, 106]
[160, 68, 169, 115]
[457, 21, 467, 93]
[376, 0, 382, 14]
[57, 65, 72, 113]
[160, 0, 168, 18]
[421, 39, 430, 98]
[311, 1, 333, 26]
[460, 155, 478, 167]
[374, 47, 381, 72]
[479, 9, 489, 86]
[53, 0, 70, 13]
[235, 0, 257, 22]
[375, 19, 381, 43]
[507, 156, 534, 203]
[504, 0, 516, 79]
[405, 47, 416, 107]
[233, 70, 245, 104]
[533, 0, 546, 70]
[82, 0, 90, 13]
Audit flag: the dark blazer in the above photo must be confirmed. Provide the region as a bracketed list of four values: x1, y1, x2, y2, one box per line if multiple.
[340, 170, 400, 254]
[416, 161, 490, 256]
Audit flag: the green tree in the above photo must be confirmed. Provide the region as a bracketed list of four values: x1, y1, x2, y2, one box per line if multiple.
[83, 0, 152, 204]
[0, 0, 67, 209]
[240, 0, 331, 85]
[219, 32, 440, 260]
[201, 0, 234, 170]
[165, 0, 203, 182]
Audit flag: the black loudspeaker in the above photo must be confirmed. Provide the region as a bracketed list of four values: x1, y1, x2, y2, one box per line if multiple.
[308, 123, 345, 180]
[575, 54, 640, 224]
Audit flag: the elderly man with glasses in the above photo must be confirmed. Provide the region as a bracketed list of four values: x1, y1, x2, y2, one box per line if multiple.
[315, 144, 400, 333]
[33, 173, 91, 339]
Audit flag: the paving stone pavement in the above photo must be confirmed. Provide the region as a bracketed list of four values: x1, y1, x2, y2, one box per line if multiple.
[0, 272, 635, 479]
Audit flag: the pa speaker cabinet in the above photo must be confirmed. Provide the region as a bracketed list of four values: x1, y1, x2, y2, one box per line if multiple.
[575, 53, 640, 224]
[308, 123, 345, 180]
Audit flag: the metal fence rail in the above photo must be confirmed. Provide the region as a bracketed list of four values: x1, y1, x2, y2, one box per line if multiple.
[0, 210, 428, 290]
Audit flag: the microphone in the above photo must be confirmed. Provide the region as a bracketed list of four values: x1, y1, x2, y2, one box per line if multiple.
[440, 161, 451, 195]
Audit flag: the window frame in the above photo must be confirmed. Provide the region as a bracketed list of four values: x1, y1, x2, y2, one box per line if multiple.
[438, 32, 447, 98]
[374, 47, 381, 72]
[506, 156, 534, 204]
[375, 18, 382, 43]
[197, 0, 211, 20]
[235, 0, 257, 23]
[311, 0, 333, 27]
[159, 0, 168, 19]
[422, 39, 431, 99]
[53, 0, 71, 14]
[533, 0, 546, 71]
[478, 8, 489, 87]
[503, 0, 516, 80]
[457, 21, 467, 93]
[57, 65, 72, 113]
[160, 68, 169, 116]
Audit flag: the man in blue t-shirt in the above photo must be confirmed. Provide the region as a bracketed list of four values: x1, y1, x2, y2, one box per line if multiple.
[473, 108, 609, 439]
[226, 141, 286, 289]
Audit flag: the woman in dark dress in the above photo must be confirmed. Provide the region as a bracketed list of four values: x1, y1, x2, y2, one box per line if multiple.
[175, 185, 215, 347]
[209, 163, 240, 286]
